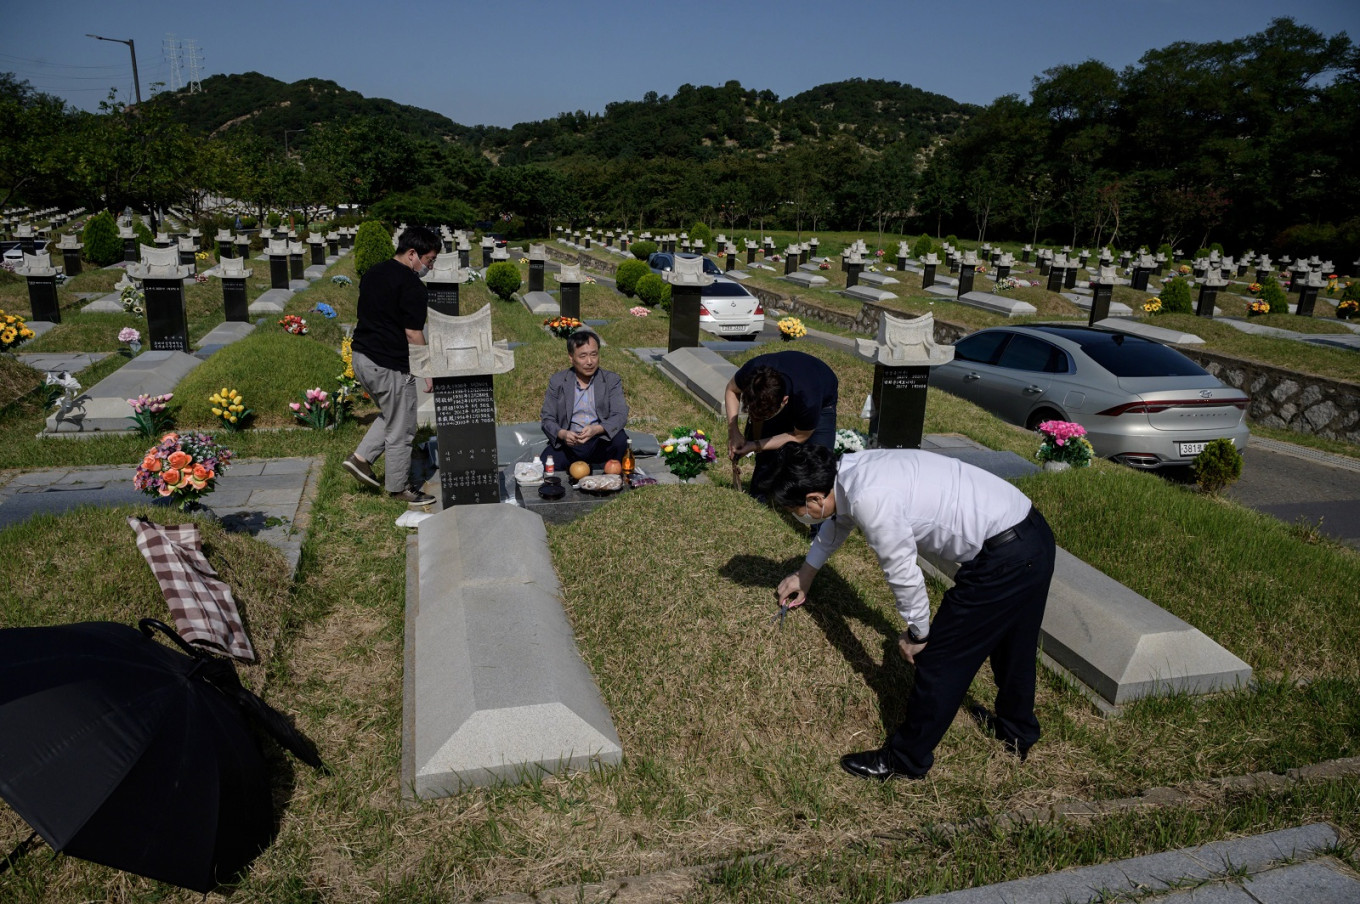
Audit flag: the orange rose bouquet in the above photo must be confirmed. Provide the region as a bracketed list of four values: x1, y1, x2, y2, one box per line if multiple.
[134, 431, 234, 511]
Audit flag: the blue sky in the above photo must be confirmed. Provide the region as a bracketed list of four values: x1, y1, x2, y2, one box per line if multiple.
[3, 0, 1356, 128]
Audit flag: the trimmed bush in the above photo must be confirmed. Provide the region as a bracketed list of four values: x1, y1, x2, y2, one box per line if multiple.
[353, 220, 393, 278]
[267, 212, 283, 228]
[1160, 276, 1193, 314]
[615, 259, 649, 297]
[82, 210, 122, 266]
[911, 234, 933, 259]
[1209, 242, 1225, 256]
[134, 221, 155, 248]
[688, 222, 712, 246]
[1192, 438, 1243, 494]
[629, 240, 657, 261]
[1194, 247, 1211, 259]
[1157, 243, 1173, 259]
[1259, 275, 1289, 314]
[485, 261, 522, 300]
[635, 273, 671, 309]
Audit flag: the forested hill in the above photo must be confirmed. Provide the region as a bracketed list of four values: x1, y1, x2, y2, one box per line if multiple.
[152, 72, 485, 147]
[151, 73, 974, 161]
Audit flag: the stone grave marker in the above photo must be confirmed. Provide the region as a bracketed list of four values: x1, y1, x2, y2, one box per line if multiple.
[1196, 269, 1227, 318]
[307, 233, 326, 266]
[234, 234, 252, 262]
[326, 231, 340, 257]
[746, 240, 758, 265]
[1064, 258, 1080, 289]
[56, 233, 82, 278]
[1022, 244, 1033, 263]
[996, 252, 1013, 281]
[16, 252, 61, 323]
[410, 305, 515, 508]
[845, 249, 865, 287]
[897, 240, 909, 271]
[527, 244, 547, 293]
[783, 244, 798, 275]
[129, 244, 192, 351]
[216, 229, 234, 259]
[120, 225, 139, 263]
[423, 255, 469, 316]
[555, 262, 584, 320]
[724, 242, 737, 272]
[664, 254, 713, 352]
[480, 237, 495, 267]
[212, 254, 252, 322]
[1131, 253, 1154, 291]
[1046, 254, 1066, 292]
[957, 250, 977, 296]
[266, 238, 290, 289]
[288, 240, 305, 281]
[16, 223, 36, 256]
[1295, 270, 1324, 317]
[856, 311, 954, 449]
[1089, 266, 1116, 325]
[921, 252, 938, 289]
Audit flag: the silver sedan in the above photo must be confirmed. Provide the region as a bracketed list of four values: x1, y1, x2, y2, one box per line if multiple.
[930, 324, 1250, 469]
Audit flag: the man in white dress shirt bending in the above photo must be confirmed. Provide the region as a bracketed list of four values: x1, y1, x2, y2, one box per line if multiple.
[765, 443, 1056, 781]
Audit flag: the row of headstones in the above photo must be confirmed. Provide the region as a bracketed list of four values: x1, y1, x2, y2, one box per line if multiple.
[3, 207, 86, 239]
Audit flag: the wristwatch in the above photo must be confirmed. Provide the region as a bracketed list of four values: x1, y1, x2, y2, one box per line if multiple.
[907, 624, 929, 644]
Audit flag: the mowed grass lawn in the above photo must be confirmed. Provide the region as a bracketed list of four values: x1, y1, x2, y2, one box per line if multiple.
[0, 251, 1358, 902]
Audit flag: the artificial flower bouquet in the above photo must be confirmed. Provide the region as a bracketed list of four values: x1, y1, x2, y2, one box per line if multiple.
[134, 431, 233, 511]
[660, 427, 717, 480]
[778, 317, 806, 341]
[209, 387, 252, 431]
[543, 316, 583, 338]
[1035, 419, 1094, 468]
[0, 310, 37, 351]
[279, 314, 308, 335]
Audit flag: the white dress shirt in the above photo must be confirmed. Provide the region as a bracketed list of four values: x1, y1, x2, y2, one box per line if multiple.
[804, 450, 1033, 634]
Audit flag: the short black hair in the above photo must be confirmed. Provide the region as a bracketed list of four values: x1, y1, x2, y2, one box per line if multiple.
[742, 366, 787, 421]
[566, 330, 600, 353]
[395, 225, 440, 257]
[757, 443, 838, 508]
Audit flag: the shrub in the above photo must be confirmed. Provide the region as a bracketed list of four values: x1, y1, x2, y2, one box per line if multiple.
[1342, 281, 1360, 304]
[1259, 275, 1289, 314]
[1160, 276, 1193, 314]
[134, 220, 155, 247]
[635, 273, 671, 309]
[82, 210, 122, 266]
[353, 220, 393, 278]
[267, 212, 283, 228]
[1157, 243, 1173, 260]
[1209, 242, 1224, 256]
[912, 233, 933, 259]
[629, 240, 657, 261]
[485, 261, 522, 300]
[688, 222, 712, 246]
[615, 259, 649, 297]
[1192, 438, 1243, 494]
[1193, 247, 1211, 260]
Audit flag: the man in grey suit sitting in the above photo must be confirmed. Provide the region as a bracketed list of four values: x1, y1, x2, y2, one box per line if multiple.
[540, 331, 629, 472]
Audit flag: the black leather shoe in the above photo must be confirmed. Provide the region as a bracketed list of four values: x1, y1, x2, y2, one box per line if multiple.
[839, 747, 922, 782]
[969, 705, 1031, 761]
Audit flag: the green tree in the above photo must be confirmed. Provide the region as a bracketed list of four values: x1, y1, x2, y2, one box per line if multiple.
[353, 220, 393, 277]
[81, 210, 122, 266]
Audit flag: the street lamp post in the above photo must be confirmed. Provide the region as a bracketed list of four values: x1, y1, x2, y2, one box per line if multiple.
[86, 34, 142, 105]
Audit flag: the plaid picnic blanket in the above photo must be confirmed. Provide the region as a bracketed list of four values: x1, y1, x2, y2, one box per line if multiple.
[128, 516, 255, 662]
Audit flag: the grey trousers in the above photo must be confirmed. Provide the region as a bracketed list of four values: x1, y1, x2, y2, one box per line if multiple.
[352, 350, 418, 493]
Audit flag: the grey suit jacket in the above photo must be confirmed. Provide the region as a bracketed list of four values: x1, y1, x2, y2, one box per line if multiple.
[540, 367, 629, 448]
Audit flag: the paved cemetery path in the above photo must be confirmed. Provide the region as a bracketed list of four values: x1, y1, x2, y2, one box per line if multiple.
[1226, 436, 1360, 551]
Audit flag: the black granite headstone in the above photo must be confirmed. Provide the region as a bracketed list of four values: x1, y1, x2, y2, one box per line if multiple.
[481, 242, 494, 267]
[61, 247, 82, 278]
[218, 238, 235, 259]
[235, 238, 252, 262]
[18, 235, 36, 256]
[1236, 261, 1249, 278]
[145, 279, 190, 351]
[123, 237, 139, 263]
[269, 254, 289, 289]
[846, 261, 864, 287]
[747, 245, 757, 265]
[1064, 265, 1079, 289]
[1039, 256, 1051, 276]
[869, 364, 929, 449]
[425, 281, 460, 316]
[340, 231, 353, 250]
[433, 375, 501, 507]
[24, 275, 60, 323]
[996, 264, 1011, 281]
[1196, 284, 1218, 318]
[310, 241, 325, 266]
[897, 254, 907, 271]
[668, 285, 702, 352]
[1046, 266, 1064, 292]
[1089, 283, 1113, 326]
[178, 246, 196, 269]
[725, 251, 736, 272]
[327, 235, 339, 257]
[1255, 268, 1270, 286]
[582, 235, 591, 249]
[289, 250, 304, 281]
[1295, 286, 1318, 317]
[1022, 248, 1032, 263]
[1131, 268, 1150, 292]
[783, 255, 796, 275]
[957, 264, 975, 297]
[921, 263, 936, 289]
[529, 259, 545, 293]
[948, 255, 960, 275]
[222, 278, 249, 322]
[559, 282, 581, 320]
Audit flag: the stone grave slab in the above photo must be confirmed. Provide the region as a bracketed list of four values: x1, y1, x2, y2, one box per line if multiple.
[1091, 318, 1205, 346]
[248, 288, 291, 315]
[957, 290, 1037, 317]
[724, 269, 750, 281]
[44, 350, 202, 435]
[842, 285, 898, 303]
[798, 262, 825, 273]
[303, 265, 327, 280]
[924, 285, 957, 300]
[402, 505, 622, 796]
[1062, 292, 1133, 317]
[782, 272, 829, 288]
[858, 271, 899, 287]
[16, 352, 110, 374]
[519, 290, 559, 316]
[657, 346, 737, 412]
[288, 278, 310, 292]
[194, 320, 255, 349]
[926, 447, 1039, 480]
[81, 292, 124, 313]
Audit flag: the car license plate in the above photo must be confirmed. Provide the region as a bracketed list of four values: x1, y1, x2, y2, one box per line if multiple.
[1179, 441, 1208, 456]
[720, 324, 746, 332]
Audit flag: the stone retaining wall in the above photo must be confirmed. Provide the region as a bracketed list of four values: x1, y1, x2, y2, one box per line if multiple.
[1179, 348, 1360, 444]
[764, 289, 1360, 444]
[546, 246, 618, 276]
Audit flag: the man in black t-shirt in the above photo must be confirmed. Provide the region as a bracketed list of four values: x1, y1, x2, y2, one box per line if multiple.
[725, 350, 839, 497]
[343, 226, 440, 506]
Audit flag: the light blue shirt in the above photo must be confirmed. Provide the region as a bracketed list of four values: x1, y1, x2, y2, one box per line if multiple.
[570, 376, 600, 433]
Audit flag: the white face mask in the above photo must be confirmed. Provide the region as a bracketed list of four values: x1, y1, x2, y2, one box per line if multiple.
[793, 496, 831, 526]
[416, 262, 431, 278]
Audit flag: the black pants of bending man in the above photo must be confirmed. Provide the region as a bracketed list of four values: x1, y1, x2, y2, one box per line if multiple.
[887, 506, 1056, 776]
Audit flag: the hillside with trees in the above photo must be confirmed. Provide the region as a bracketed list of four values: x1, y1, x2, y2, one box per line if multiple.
[2, 17, 1355, 258]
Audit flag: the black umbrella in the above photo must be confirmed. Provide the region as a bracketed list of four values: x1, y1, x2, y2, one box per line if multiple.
[0, 620, 323, 892]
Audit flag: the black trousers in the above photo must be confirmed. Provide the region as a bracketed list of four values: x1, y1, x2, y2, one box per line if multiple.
[540, 430, 629, 472]
[886, 506, 1056, 776]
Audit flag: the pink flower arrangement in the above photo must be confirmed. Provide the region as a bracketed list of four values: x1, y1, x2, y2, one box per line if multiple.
[1035, 420, 1094, 468]
[118, 327, 141, 343]
[629, 306, 650, 317]
[1037, 420, 1086, 445]
[290, 387, 332, 429]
